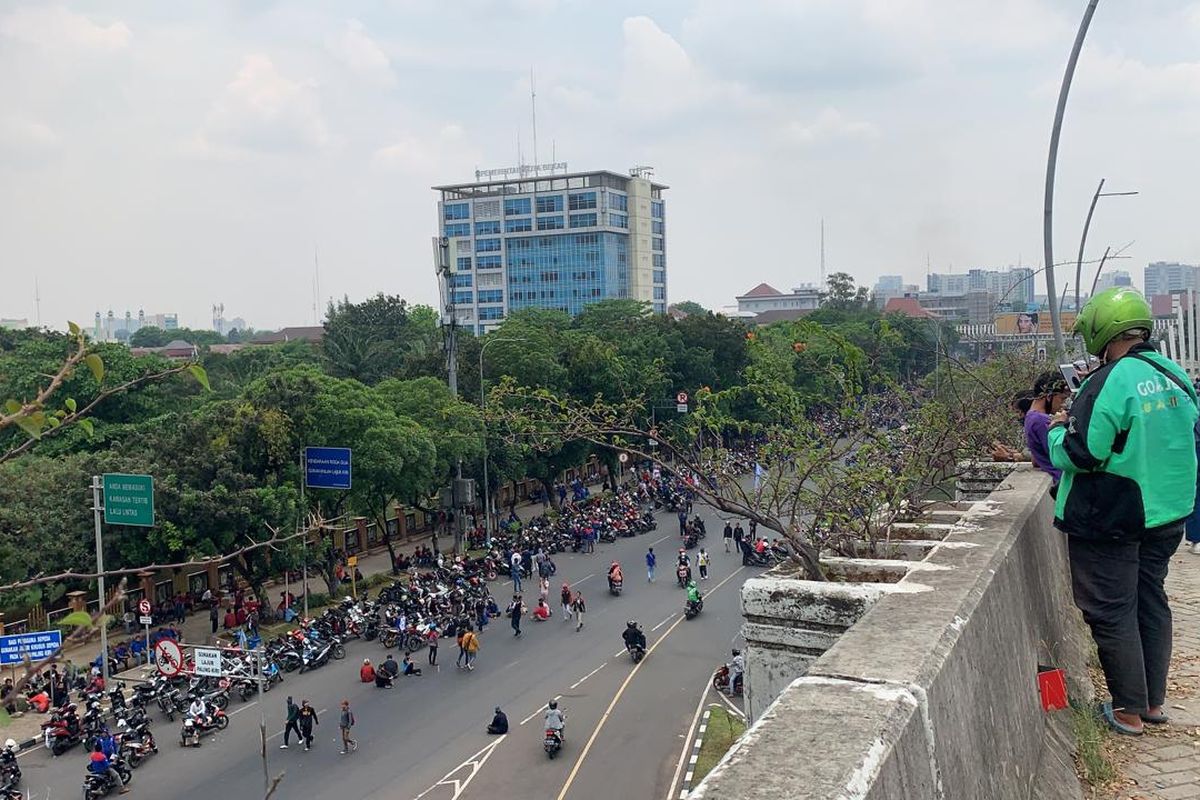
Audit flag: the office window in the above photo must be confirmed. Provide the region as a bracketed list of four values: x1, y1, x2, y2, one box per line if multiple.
[651, 201, 664, 219]
[475, 220, 501, 236]
[504, 197, 531, 216]
[451, 273, 473, 288]
[444, 203, 470, 220]
[537, 216, 564, 231]
[569, 213, 597, 229]
[451, 290, 474, 305]
[505, 217, 532, 233]
[475, 238, 501, 253]
[652, 220, 664, 235]
[568, 192, 597, 211]
[476, 254, 502, 269]
[609, 213, 627, 229]
[653, 270, 665, 284]
[653, 287, 666, 300]
[475, 199, 501, 218]
[456, 257, 473, 271]
[478, 289, 504, 304]
[479, 306, 505, 320]
[444, 223, 470, 238]
[610, 193, 627, 212]
[652, 237, 663, 251]
[653, 254, 665, 268]
[535, 195, 563, 213]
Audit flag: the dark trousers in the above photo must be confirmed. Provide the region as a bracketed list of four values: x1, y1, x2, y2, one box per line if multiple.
[1068, 525, 1182, 714]
[428, 644, 438, 665]
[283, 720, 301, 745]
[299, 723, 314, 747]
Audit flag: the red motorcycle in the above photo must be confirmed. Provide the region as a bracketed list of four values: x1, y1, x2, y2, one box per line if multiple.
[712, 664, 743, 697]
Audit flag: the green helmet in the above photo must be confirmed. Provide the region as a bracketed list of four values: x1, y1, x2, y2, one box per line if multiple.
[1073, 287, 1152, 356]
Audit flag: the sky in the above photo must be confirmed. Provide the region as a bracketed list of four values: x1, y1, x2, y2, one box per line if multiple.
[2, 0, 1200, 330]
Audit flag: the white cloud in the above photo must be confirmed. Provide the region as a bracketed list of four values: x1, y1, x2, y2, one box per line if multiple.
[781, 107, 879, 146]
[619, 17, 706, 117]
[0, 6, 131, 51]
[193, 54, 330, 157]
[373, 124, 479, 175]
[1073, 48, 1200, 103]
[0, 117, 60, 162]
[328, 19, 394, 85]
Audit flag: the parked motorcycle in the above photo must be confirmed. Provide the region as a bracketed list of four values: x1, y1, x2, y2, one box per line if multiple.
[179, 709, 229, 747]
[41, 710, 82, 756]
[712, 664, 743, 696]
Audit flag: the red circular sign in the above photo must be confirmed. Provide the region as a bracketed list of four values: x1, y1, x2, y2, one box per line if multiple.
[138, 599, 151, 615]
[154, 639, 184, 677]
[676, 391, 688, 404]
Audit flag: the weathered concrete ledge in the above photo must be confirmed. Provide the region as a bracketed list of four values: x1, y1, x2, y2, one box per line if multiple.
[692, 466, 1089, 800]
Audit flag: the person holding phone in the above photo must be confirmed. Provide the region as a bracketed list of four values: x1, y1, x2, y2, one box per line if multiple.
[1024, 371, 1071, 486]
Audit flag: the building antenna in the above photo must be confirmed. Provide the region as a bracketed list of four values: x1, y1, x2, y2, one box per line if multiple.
[819, 218, 826, 286]
[530, 67, 539, 174]
[34, 276, 41, 327]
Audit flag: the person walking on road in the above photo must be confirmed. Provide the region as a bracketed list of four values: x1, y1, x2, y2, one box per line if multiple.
[297, 700, 318, 751]
[508, 595, 525, 638]
[461, 626, 479, 671]
[560, 582, 573, 621]
[677, 509, 688, 536]
[733, 523, 745, 555]
[698, 548, 710, 580]
[646, 547, 657, 582]
[456, 627, 467, 668]
[426, 626, 439, 666]
[209, 603, 218, 635]
[510, 551, 523, 593]
[338, 700, 357, 754]
[280, 696, 301, 749]
[571, 591, 587, 632]
[723, 522, 733, 554]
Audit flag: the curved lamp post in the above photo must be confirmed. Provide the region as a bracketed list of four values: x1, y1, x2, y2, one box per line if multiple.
[1073, 179, 1138, 312]
[1044, 0, 1101, 354]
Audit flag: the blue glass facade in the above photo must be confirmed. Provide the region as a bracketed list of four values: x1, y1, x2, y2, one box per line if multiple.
[506, 232, 629, 315]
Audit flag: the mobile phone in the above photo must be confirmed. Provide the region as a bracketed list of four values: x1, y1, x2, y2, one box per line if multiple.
[1058, 363, 1082, 393]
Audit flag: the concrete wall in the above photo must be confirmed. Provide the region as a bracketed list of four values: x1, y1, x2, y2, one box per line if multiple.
[692, 466, 1089, 800]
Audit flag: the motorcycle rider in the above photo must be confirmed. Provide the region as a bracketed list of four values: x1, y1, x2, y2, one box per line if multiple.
[730, 649, 745, 694]
[186, 696, 208, 727]
[622, 621, 646, 654]
[686, 580, 702, 613]
[544, 700, 566, 741]
[1, 738, 19, 783]
[87, 742, 129, 794]
[607, 561, 623, 591]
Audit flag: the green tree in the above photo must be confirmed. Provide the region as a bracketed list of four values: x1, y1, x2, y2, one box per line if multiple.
[671, 300, 708, 316]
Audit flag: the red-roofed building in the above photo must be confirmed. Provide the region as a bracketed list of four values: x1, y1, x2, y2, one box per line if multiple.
[883, 297, 940, 319]
[735, 283, 823, 316]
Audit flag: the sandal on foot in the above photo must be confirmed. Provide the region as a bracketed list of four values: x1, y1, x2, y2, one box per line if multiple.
[1099, 702, 1143, 736]
[1140, 710, 1169, 725]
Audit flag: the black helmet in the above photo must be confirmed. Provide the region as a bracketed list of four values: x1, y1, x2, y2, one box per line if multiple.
[548, 700, 558, 710]
[627, 620, 638, 629]
[732, 648, 741, 656]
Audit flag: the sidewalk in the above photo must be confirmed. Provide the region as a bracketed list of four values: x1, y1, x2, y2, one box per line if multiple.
[1, 497, 557, 749]
[1109, 549, 1200, 799]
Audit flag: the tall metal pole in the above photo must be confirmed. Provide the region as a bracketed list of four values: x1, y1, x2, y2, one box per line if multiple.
[1043, 0, 1100, 355]
[1074, 178, 1105, 314]
[479, 345, 491, 546]
[300, 451, 308, 620]
[439, 237, 466, 553]
[91, 476, 110, 686]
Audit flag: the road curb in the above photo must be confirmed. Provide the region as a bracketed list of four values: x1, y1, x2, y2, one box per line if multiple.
[678, 707, 712, 798]
[15, 734, 39, 753]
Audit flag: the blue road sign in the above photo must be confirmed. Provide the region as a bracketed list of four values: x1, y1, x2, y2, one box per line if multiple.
[0, 630, 63, 666]
[304, 446, 352, 490]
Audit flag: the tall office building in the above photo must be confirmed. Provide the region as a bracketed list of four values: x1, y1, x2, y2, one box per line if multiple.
[926, 267, 1034, 308]
[1144, 262, 1199, 298]
[433, 166, 668, 333]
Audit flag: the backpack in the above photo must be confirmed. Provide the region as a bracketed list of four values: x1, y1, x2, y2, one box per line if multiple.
[464, 632, 479, 653]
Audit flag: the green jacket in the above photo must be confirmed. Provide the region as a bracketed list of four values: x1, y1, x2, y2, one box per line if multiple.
[1048, 344, 1198, 539]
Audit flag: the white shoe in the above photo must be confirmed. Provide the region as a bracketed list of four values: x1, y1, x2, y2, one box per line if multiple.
[279, 744, 288, 749]
[1190, 542, 1200, 555]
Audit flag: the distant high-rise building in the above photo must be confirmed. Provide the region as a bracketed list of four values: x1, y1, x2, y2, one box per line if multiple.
[432, 166, 668, 334]
[92, 309, 179, 341]
[1144, 262, 1199, 298]
[927, 267, 1033, 309]
[1093, 270, 1133, 293]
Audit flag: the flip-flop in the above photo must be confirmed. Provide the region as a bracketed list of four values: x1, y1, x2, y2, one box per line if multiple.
[1099, 702, 1143, 736]
[1140, 710, 1169, 725]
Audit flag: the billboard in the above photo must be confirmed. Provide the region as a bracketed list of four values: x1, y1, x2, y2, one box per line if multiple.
[995, 312, 1076, 336]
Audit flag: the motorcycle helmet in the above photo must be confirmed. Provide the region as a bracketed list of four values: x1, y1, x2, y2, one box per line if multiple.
[732, 649, 741, 656]
[117, 719, 128, 730]
[627, 620, 637, 629]
[548, 700, 558, 710]
[3, 738, 16, 752]
[363, 658, 371, 664]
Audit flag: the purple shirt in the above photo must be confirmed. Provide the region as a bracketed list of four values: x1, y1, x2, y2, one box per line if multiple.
[1024, 410, 1061, 482]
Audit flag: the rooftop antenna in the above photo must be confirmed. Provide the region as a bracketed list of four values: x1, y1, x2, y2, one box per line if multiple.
[34, 276, 41, 327]
[819, 218, 826, 286]
[530, 67, 539, 175]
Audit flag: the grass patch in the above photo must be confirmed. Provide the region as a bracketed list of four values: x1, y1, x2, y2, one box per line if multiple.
[1071, 699, 1117, 787]
[692, 706, 746, 785]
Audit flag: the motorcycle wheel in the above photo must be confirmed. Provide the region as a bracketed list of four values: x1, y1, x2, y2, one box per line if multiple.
[547, 748, 557, 760]
[212, 694, 229, 711]
[711, 674, 724, 692]
[380, 632, 397, 649]
[118, 767, 132, 784]
[404, 635, 423, 653]
[215, 715, 230, 730]
[332, 644, 346, 660]
[128, 751, 142, 769]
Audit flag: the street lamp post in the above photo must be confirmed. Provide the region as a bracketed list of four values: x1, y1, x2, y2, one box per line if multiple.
[478, 337, 525, 545]
[1073, 178, 1138, 313]
[1043, 0, 1101, 354]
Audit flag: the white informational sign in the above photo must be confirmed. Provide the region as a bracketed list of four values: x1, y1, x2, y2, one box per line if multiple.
[139, 615, 153, 625]
[677, 403, 688, 413]
[194, 647, 222, 677]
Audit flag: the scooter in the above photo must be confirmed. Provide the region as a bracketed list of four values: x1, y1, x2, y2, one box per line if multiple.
[179, 709, 229, 747]
[543, 728, 564, 759]
[712, 664, 743, 696]
[684, 596, 704, 620]
[81, 757, 132, 799]
[676, 564, 691, 588]
[608, 577, 623, 596]
[41, 712, 82, 756]
[627, 643, 645, 663]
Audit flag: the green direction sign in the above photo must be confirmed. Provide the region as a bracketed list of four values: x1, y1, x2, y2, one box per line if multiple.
[103, 473, 155, 527]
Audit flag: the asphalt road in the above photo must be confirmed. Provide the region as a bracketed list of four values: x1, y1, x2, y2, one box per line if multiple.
[16, 505, 752, 800]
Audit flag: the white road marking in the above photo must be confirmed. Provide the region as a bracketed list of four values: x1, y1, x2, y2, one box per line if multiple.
[651, 614, 675, 632]
[569, 663, 606, 689]
[228, 700, 258, 715]
[266, 706, 326, 741]
[715, 692, 746, 719]
[650, 534, 673, 545]
[519, 694, 562, 726]
[665, 683, 712, 800]
[413, 735, 507, 800]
